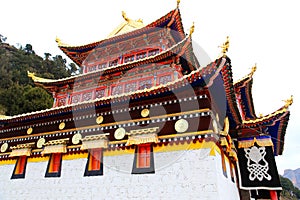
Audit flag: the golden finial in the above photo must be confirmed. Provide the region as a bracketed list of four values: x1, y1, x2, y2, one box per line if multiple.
[27, 71, 35, 79]
[55, 36, 61, 44]
[219, 36, 230, 57]
[190, 22, 195, 35]
[177, 0, 181, 8]
[259, 113, 263, 118]
[249, 63, 257, 77]
[122, 11, 130, 22]
[283, 95, 293, 108]
[27, 71, 51, 83]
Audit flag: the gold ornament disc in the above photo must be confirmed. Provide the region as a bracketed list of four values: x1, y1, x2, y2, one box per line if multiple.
[72, 133, 82, 145]
[0, 143, 8, 153]
[27, 127, 33, 135]
[59, 122, 65, 130]
[37, 138, 46, 148]
[96, 116, 104, 124]
[175, 119, 189, 133]
[114, 127, 126, 140]
[141, 109, 150, 118]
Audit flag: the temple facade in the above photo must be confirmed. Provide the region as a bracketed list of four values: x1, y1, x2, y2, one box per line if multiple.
[0, 1, 292, 199]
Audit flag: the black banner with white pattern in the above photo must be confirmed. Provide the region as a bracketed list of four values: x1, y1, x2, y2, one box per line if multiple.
[237, 145, 281, 190]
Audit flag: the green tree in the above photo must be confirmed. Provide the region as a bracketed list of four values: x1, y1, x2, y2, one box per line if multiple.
[23, 86, 53, 113]
[0, 41, 76, 115]
[280, 175, 300, 199]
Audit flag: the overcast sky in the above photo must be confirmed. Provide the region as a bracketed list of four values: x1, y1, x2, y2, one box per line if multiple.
[1, 0, 299, 174]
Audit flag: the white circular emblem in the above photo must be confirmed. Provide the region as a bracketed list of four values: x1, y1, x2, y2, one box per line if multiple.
[72, 133, 82, 145]
[0, 143, 8, 153]
[175, 119, 189, 133]
[37, 138, 46, 148]
[114, 127, 126, 140]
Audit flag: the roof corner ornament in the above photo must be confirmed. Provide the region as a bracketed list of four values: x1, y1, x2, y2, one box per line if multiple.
[189, 22, 195, 35]
[177, 0, 181, 8]
[219, 36, 230, 57]
[27, 71, 50, 83]
[55, 36, 69, 47]
[250, 63, 257, 77]
[283, 95, 293, 108]
[55, 36, 62, 45]
[27, 71, 36, 80]
[122, 11, 130, 22]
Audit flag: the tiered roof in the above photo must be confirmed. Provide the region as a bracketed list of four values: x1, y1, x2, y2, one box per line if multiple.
[234, 65, 257, 120]
[56, 8, 185, 67]
[29, 32, 197, 93]
[0, 1, 292, 158]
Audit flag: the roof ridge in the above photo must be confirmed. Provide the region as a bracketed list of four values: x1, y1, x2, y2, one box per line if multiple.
[233, 64, 257, 86]
[242, 97, 292, 125]
[4, 56, 226, 121]
[31, 34, 191, 84]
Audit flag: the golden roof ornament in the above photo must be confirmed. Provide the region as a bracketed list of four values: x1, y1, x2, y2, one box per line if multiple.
[190, 22, 195, 35]
[177, 0, 181, 8]
[250, 63, 257, 77]
[55, 36, 61, 44]
[27, 71, 54, 83]
[122, 11, 130, 22]
[55, 36, 70, 47]
[219, 36, 230, 57]
[283, 95, 293, 108]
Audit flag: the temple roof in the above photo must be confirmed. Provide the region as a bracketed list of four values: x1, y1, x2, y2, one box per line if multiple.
[1, 57, 227, 123]
[241, 96, 293, 156]
[234, 65, 257, 120]
[56, 8, 185, 66]
[30, 32, 197, 92]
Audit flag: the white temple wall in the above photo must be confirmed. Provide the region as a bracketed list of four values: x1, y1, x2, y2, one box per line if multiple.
[0, 146, 240, 200]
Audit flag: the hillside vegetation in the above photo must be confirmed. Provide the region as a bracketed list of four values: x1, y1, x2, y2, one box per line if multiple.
[0, 40, 79, 116]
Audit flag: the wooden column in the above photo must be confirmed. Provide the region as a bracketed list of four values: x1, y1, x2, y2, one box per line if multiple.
[270, 190, 278, 200]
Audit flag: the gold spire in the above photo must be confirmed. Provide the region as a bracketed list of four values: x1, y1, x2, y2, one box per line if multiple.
[177, 0, 181, 8]
[55, 36, 63, 46]
[107, 11, 144, 38]
[249, 63, 257, 77]
[283, 95, 293, 108]
[122, 11, 130, 22]
[55, 36, 70, 47]
[219, 36, 230, 57]
[190, 22, 195, 35]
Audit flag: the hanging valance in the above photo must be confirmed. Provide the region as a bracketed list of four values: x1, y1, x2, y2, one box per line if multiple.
[81, 134, 109, 150]
[42, 138, 69, 155]
[238, 136, 273, 149]
[126, 127, 159, 146]
[9, 142, 34, 157]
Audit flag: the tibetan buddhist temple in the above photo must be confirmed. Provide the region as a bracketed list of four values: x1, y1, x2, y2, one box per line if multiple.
[0, 1, 292, 199]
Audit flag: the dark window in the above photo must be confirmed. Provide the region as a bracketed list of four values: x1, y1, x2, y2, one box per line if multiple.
[84, 148, 103, 176]
[132, 144, 155, 174]
[98, 63, 107, 70]
[136, 52, 147, 60]
[148, 49, 160, 56]
[124, 55, 135, 63]
[11, 156, 27, 179]
[45, 153, 62, 178]
[109, 59, 118, 67]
